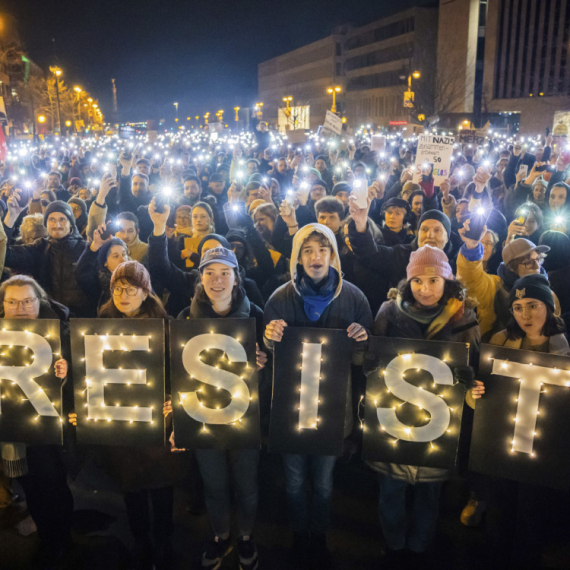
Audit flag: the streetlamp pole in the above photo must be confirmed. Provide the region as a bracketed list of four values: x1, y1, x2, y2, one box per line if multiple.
[326, 86, 342, 114]
[50, 67, 63, 134]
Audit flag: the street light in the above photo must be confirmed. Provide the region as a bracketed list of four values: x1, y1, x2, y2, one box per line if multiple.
[255, 102, 264, 119]
[49, 66, 63, 133]
[326, 86, 342, 114]
[234, 106, 240, 121]
[174, 102, 179, 120]
[38, 115, 46, 124]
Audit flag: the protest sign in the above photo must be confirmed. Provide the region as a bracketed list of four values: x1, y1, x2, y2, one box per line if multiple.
[458, 129, 485, 145]
[363, 337, 468, 469]
[470, 345, 570, 490]
[268, 327, 352, 456]
[414, 134, 455, 185]
[169, 318, 260, 450]
[70, 319, 165, 446]
[323, 111, 343, 136]
[0, 319, 62, 445]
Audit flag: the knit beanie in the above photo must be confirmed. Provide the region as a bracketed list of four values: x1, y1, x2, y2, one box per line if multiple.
[97, 237, 127, 268]
[110, 261, 151, 294]
[508, 274, 554, 311]
[402, 181, 421, 194]
[419, 210, 451, 238]
[43, 200, 76, 228]
[332, 182, 351, 196]
[307, 167, 322, 180]
[68, 177, 83, 187]
[407, 244, 453, 281]
[197, 233, 231, 258]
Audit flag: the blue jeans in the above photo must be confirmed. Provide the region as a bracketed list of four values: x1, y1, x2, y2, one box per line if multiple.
[378, 474, 443, 553]
[195, 448, 259, 538]
[282, 454, 337, 534]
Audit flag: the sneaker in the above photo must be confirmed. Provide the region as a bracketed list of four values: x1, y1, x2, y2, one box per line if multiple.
[460, 498, 487, 527]
[201, 536, 233, 570]
[309, 533, 333, 570]
[238, 536, 259, 570]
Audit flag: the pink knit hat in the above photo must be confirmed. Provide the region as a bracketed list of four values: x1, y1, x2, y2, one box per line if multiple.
[407, 244, 453, 281]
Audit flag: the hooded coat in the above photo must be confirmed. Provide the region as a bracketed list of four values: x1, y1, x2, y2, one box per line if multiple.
[263, 223, 373, 438]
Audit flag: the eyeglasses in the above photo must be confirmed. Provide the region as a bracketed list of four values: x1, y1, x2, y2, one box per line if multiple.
[511, 302, 546, 314]
[519, 254, 546, 268]
[112, 286, 140, 297]
[4, 297, 38, 308]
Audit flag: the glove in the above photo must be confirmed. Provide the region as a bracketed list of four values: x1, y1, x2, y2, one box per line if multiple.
[454, 365, 475, 387]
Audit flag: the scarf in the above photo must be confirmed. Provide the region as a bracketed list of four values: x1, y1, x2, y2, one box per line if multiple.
[398, 296, 464, 339]
[296, 267, 339, 322]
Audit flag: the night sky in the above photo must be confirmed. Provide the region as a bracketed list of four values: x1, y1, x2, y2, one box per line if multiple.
[5, 0, 433, 122]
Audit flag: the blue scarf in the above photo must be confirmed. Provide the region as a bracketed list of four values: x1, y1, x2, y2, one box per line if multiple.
[296, 267, 339, 322]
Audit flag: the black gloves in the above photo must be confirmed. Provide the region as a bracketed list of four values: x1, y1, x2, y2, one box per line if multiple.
[454, 365, 475, 387]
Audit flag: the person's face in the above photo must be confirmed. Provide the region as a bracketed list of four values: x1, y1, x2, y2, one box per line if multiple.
[254, 212, 274, 240]
[511, 298, 548, 338]
[418, 219, 448, 249]
[317, 212, 342, 234]
[277, 159, 287, 174]
[315, 159, 327, 173]
[259, 123, 266, 132]
[247, 162, 258, 175]
[208, 181, 224, 195]
[200, 262, 236, 307]
[310, 185, 327, 202]
[46, 212, 71, 239]
[523, 213, 538, 236]
[115, 220, 138, 246]
[184, 180, 201, 199]
[481, 231, 496, 263]
[131, 175, 148, 197]
[300, 237, 333, 282]
[410, 275, 445, 308]
[401, 189, 413, 202]
[456, 202, 469, 222]
[384, 207, 406, 232]
[112, 278, 147, 317]
[411, 195, 423, 216]
[270, 179, 279, 197]
[354, 166, 365, 178]
[535, 147, 544, 161]
[335, 191, 349, 206]
[47, 174, 60, 189]
[192, 207, 211, 232]
[69, 184, 80, 196]
[70, 203, 82, 220]
[515, 251, 545, 277]
[533, 184, 546, 203]
[3, 285, 40, 319]
[200, 239, 223, 255]
[549, 186, 567, 211]
[105, 245, 129, 273]
[231, 241, 245, 262]
[247, 188, 262, 205]
[136, 163, 151, 176]
[175, 209, 192, 228]
[218, 169, 229, 182]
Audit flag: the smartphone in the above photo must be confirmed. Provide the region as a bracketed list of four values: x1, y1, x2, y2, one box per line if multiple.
[154, 188, 172, 214]
[518, 164, 528, 177]
[516, 209, 529, 225]
[352, 179, 368, 209]
[223, 201, 247, 230]
[464, 209, 488, 241]
[297, 182, 310, 204]
[100, 225, 114, 240]
[281, 198, 292, 217]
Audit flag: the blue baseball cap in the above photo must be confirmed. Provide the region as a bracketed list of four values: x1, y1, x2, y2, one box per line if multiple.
[199, 247, 239, 271]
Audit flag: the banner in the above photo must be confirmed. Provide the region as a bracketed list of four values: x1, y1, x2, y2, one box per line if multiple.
[70, 319, 165, 446]
[470, 345, 570, 490]
[414, 134, 455, 185]
[458, 129, 485, 145]
[0, 319, 62, 445]
[268, 327, 352, 456]
[169, 318, 260, 450]
[323, 111, 343, 136]
[363, 337, 468, 469]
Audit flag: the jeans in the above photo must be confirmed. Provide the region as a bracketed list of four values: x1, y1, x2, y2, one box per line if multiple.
[17, 445, 74, 551]
[378, 474, 443, 553]
[124, 485, 174, 543]
[195, 448, 259, 538]
[282, 454, 337, 535]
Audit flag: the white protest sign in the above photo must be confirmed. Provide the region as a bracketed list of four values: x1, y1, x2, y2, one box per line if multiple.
[323, 111, 342, 135]
[414, 134, 455, 185]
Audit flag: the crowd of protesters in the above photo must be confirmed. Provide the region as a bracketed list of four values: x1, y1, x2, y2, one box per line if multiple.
[0, 121, 569, 570]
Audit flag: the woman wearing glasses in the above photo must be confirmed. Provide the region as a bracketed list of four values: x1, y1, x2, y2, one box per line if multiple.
[457, 220, 560, 340]
[71, 261, 178, 570]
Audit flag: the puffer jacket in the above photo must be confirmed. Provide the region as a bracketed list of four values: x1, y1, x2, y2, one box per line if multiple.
[367, 292, 480, 484]
[4, 225, 94, 317]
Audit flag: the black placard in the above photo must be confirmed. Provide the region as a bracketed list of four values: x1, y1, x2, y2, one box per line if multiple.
[363, 337, 468, 469]
[0, 319, 62, 444]
[70, 319, 165, 446]
[268, 327, 352, 456]
[469, 345, 570, 490]
[169, 318, 260, 450]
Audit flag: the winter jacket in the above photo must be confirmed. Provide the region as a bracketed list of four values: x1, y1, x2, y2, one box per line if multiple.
[367, 294, 480, 484]
[489, 330, 569, 355]
[263, 224, 373, 438]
